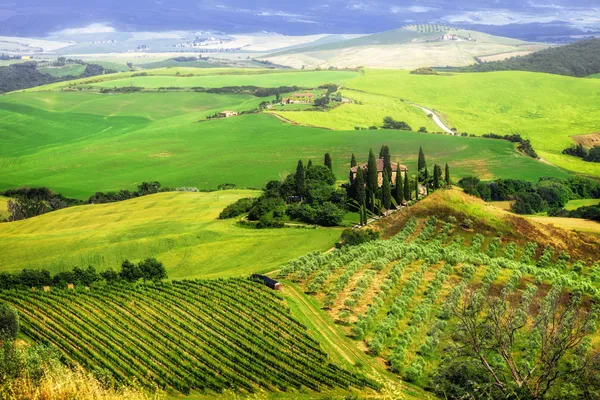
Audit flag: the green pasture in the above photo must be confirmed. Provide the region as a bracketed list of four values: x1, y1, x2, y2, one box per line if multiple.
[39, 64, 86, 77]
[0, 92, 567, 199]
[565, 199, 600, 210]
[344, 69, 600, 177]
[588, 73, 600, 78]
[0, 190, 341, 278]
[88, 70, 360, 89]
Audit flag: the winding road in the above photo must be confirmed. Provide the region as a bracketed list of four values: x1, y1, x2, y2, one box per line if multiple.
[411, 104, 455, 135]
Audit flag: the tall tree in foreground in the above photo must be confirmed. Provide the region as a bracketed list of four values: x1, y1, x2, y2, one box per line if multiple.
[380, 145, 392, 182]
[295, 160, 306, 199]
[444, 163, 451, 186]
[417, 146, 428, 182]
[415, 176, 419, 200]
[324, 153, 332, 171]
[394, 165, 404, 205]
[404, 173, 411, 202]
[366, 150, 378, 212]
[433, 164, 442, 189]
[382, 171, 391, 211]
[350, 153, 357, 168]
[441, 286, 600, 400]
[356, 166, 366, 209]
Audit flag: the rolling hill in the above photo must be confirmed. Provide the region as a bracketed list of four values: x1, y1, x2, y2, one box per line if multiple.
[259, 25, 545, 69]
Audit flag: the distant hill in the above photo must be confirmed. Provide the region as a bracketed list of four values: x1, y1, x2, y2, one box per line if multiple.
[259, 25, 543, 70]
[461, 39, 600, 77]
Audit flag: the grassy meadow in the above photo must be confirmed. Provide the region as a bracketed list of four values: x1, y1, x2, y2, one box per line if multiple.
[0, 190, 342, 278]
[39, 64, 86, 77]
[565, 198, 600, 210]
[0, 91, 567, 199]
[341, 69, 600, 177]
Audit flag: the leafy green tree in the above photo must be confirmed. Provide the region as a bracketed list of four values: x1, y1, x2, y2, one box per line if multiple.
[366, 150, 378, 212]
[306, 165, 336, 186]
[394, 164, 404, 204]
[119, 260, 142, 282]
[0, 303, 19, 340]
[306, 159, 313, 169]
[417, 147, 428, 182]
[350, 153, 357, 167]
[382, 171, 391, 210]
[356, 166, 366, 206]
[444, 163, 451, 186]
[404, 173, 411, 201]
[324, 153, 332, 171]
[295, 160, 306, 198]
[433, 164, 442, 189]
[536, 180, 571, 209]
[138, 258, 167, 281]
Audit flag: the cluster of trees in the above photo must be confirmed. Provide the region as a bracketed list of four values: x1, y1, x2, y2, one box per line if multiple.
[458, 176, 600, 216]
[563, 144, 600, 163]
[0, 61, 116, 93]
[88, 181, 168, 204]
[2, 187, 81, 222]
[348, 146, 450, 224]
[481, 133, 538, 158]
[0, 258, 167, 291]
[382, 116, 412, 131]
[190, 85, 299, 97]
[550, 204, 600, 222]
[337, 229, 380, 248]
[461, 38, 600, 77]
[410, 67, 439, 75]
[99, 86, 143, 93]
[220, 155, 346, 227]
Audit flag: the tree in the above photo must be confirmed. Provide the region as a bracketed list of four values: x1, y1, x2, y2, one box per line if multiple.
[404, 173, 411, 201]
[350, 153, 357, 168]
[324, 153, 332, 171]
[415, 176, 419, 200]
[444, 163, 451, 186]
[433, 164, 442, 189]
[586, 146, 600, 162]
[306, 159, 313, 169]
[366, 150, 378, 212]
[137, 181, 161, 195]
[306, 165, 336, 186]
[138, 258, 167, 281]
[417, 147, 428, 182]
[295, 160, 306, 198]
[119, 260, 142, 282]
[536, 180, 571, 209]
[382, 171, 391, 210]
[379, 145, 392, 182]
[451, 287, 599, 399]
[394, 164, 404, 205]
[0, 303, 19, 340]
[356, 166, 366, 207]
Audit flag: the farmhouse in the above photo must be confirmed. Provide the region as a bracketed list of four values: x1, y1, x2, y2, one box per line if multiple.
[283, 92, 315, 105]
[251, 274, 283, 290]
[219, 110, 238, 118]
[350, 158, 408, 187]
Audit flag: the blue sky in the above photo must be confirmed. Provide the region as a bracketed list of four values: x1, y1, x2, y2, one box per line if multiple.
[0, 0, 598, 38]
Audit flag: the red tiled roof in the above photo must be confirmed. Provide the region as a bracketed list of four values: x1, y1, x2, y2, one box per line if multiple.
[350, 158, 407, 173]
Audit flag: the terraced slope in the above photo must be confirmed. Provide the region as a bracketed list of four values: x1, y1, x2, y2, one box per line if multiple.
[0, 278, 376, 395]
[278, 215, 600, 387]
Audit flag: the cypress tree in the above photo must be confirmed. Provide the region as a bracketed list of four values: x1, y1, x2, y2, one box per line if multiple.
[361, 202, 368, 225]
[433, 164, 442, 189]
[445, 163, 451, 186]
[324, 153, 332, 171]
[295, 160, 306, 198]
[394, 164, 404, 205]
[417, 146, 428, 182]
[415, 176, 420, 200]
[404, 172, 411, 201]
[380, 145, 392, 182]
[356, 166, 366, 207]
[307, 159, 313, 169]
[350, 153, 357, 167]
[370, 192, 376, 213]
[367, 149, 378, 194]
[382, 171, 391, 210]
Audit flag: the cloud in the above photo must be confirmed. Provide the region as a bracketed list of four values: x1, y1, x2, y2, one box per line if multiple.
[53, 23, 115, 35]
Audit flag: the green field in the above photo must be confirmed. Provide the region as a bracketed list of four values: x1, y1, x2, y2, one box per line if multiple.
[565, 198, 600, 210]
[0, 91, 567, 199]
[88, 70, 359, 89]
[1, 278, 374, 395]
[0, 195, 8, 220]
[339, 69, 600, 177]
[39, 64, 86, 77]
[0, 191, 342, 278]
[589, 73, 600, 78]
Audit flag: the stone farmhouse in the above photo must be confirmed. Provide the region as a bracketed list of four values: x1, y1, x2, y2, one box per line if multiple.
[350, 158, 408, 187]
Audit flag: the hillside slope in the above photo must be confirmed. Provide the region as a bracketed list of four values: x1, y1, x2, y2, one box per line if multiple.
[461, 38, 600, 77]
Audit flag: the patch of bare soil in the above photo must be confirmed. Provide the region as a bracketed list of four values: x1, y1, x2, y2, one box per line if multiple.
[571, 132, 600, 148]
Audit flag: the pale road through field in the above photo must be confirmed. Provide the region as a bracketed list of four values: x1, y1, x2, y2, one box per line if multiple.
[412, 104, 455, 134]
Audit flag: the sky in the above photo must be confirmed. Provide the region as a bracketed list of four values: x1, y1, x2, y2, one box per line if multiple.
[0, 0, 598, 40]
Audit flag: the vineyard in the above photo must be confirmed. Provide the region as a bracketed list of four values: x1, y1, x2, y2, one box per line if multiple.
[278, 216, 600, 385]
[0, 279, 376, 395]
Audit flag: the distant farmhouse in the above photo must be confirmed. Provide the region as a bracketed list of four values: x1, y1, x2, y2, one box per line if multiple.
[350, 158, 408, 187]
[219, 110, 238, 118]
[282, 92, 315, 105]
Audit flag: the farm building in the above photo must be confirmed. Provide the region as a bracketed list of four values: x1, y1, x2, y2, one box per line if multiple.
[283, 92, 315, 105]
[219, 110, 238, 118]
[350, 158, 408, 187]
[251, 274, 283, 290]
